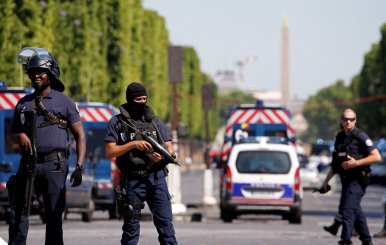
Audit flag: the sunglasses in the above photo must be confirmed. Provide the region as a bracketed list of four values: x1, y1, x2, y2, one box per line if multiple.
[341, 117, 356, 122]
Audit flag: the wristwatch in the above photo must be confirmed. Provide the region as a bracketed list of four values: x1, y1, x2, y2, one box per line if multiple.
[76, 163, 84, 171]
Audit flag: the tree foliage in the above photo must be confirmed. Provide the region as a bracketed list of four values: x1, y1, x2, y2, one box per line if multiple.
[303, 23, 386, 141]
[302, 81, 352, 143]
[0, 0, 218, 140]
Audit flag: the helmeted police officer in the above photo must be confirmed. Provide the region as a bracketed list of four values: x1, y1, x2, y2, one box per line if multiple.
[105, 82, 178, 245]
[319, 108, 381, 245]
[8, 50, 86, 245]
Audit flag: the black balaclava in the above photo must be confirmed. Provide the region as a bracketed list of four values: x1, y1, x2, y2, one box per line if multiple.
[124, 82, 148, 118]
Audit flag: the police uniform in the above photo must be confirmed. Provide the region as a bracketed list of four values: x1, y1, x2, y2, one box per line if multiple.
[105, 104, 177, 245]
[331, 127, 375, 245]
[105, 82, 178, 245]
[8, 49, 84, 245]
[8, 90, 80, 245]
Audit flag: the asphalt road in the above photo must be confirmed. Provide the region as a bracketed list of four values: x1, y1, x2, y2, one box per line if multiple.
[1, 168, 386, 245]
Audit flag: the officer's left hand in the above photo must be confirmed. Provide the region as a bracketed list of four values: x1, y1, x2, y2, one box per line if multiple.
[342, 155, 358, 170]
[151, 152, 163, 163]
[70, 168, 83, 187]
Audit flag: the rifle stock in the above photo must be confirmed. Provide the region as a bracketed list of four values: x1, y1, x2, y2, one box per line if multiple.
[23, 110, 37, 216]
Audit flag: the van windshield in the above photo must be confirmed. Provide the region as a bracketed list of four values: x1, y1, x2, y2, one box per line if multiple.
[235, 151, 291, 174]
[86, 128, 106, 161]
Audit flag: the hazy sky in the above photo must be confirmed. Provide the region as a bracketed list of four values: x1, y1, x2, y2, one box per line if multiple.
[143, 0, 386, 100]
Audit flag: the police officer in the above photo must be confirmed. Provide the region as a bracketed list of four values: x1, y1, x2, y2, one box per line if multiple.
[8, 51, 86, 245]
[105, 82, 178, 245]
[319, 108, 381, 245]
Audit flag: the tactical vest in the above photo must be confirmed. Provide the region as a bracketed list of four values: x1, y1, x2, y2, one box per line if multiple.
[332, 128, 371, 176]
[116, 106, 162, 172]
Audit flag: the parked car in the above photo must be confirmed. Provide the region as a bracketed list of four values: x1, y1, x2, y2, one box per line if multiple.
[298, 154, 320, 190]
[369, 161, 386, 186]
[219, 137, 302, 224]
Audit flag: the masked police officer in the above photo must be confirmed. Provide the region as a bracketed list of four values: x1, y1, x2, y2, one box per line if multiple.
[8, 50, 86, 245]
[105, 82, 178, 245]
[319, 108, 381, 245]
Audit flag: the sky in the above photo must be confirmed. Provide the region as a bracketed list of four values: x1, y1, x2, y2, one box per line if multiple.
[143, 0, 386, 100]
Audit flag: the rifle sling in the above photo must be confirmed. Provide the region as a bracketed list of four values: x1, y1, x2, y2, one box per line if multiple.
[35, 97, 68, 128]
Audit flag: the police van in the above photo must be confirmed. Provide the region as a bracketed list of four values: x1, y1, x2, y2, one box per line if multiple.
[65, 102, 120, 221]
[219, 136, 302, 224]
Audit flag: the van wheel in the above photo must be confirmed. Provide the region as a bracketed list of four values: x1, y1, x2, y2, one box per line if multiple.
[288, 208, 302, 224]
[108, 206, 118, 219]
[220, 209, 234, 223]
[82, 199, 94, 222]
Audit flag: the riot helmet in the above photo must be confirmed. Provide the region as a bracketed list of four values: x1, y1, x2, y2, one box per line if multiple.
[16, 47, 65, 92]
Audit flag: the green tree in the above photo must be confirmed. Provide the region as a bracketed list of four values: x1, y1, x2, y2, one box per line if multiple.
[302, 80, 352, 143]
[0, 0, 25, 86]
[354, 23, 386, 138]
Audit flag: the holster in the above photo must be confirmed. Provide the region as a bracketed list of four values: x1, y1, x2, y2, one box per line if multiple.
[114, 187, 144, 220]
[361, 171, 370, 187]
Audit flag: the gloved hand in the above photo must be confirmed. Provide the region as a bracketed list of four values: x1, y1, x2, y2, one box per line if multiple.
[313, 184, 331, 194]
[70, 167, 83, 187]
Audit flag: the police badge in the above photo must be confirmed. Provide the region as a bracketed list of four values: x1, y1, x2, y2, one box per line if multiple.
[20, 113, 25, 125]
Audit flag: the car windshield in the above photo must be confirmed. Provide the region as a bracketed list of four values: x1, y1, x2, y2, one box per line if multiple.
[235, 150, 291, 174]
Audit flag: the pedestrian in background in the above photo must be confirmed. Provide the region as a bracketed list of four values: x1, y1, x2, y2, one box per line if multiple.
[8, 50, 86, 245]
[105, 82, 178, 245]
[319, 108, 381, 245]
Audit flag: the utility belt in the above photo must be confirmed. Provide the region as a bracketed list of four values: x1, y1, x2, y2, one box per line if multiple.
[37, 150, 69, 163]
[340, 168, 371, 187]
[124, 166, 165, 179]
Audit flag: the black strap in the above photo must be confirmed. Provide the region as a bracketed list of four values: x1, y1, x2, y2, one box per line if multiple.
[35, 97, 68, 128]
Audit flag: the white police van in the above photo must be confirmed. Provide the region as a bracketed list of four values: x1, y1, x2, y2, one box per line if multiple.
[219, 136, 303, 223]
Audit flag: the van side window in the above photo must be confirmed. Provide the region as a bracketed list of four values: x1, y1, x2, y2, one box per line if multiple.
[5, 118, 19, 154]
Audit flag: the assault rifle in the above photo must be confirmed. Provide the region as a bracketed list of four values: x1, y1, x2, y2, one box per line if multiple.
[118, 117, 180, 166]
[22, 110, 37, 215]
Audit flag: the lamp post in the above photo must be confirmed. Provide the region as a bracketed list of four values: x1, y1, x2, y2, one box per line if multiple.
[167, 46, 186, 214]
[201, 84, 217, 205]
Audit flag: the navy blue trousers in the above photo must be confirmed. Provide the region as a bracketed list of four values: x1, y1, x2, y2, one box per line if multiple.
[8, 160, 68, 245]
[121, 169, 178, 245]
[339, 178, 372, 244]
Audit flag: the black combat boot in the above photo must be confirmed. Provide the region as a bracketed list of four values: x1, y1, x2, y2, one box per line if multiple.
[338, 240, 352, 245]
[324, 218, 342, 236]
[361, 241, 374, 245]
[373, 217, 386, 238]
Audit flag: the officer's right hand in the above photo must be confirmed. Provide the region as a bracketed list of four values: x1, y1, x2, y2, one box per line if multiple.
[17, 133, 32, 155]
[135, 140, 152, 152]
[314, 184, 331, 194]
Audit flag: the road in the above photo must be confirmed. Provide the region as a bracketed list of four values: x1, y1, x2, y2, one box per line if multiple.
[0, 168, 385, 245]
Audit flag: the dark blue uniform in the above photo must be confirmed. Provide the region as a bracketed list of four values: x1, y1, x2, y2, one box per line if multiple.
[332, 128, 375, 245]
[9, 90, 80, 245]
[105, 112, 178, 245]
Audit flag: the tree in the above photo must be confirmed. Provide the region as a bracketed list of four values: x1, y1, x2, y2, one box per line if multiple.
[354, 23, 386, 138]
[302, 80, 352, 143]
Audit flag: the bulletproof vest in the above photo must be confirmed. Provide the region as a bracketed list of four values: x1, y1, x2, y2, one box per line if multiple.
[332, 128, 370, 176]
[116, 107, 160, 171]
